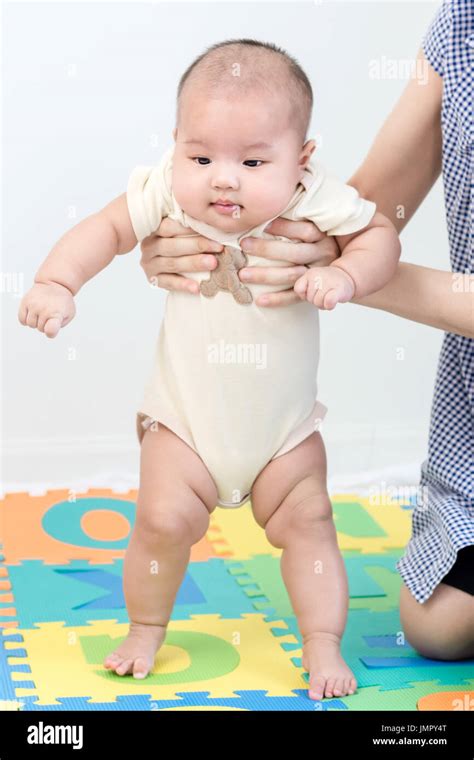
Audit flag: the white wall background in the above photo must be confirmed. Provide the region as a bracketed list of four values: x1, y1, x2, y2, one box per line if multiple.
[2, 0, 448, 493]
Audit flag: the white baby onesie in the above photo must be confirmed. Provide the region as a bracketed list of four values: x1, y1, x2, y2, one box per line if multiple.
[127, 143, 376, 508]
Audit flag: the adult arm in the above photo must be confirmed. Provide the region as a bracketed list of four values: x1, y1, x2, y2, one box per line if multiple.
[353, 263, 474, 339]
[348, 48, 443, 234]
[348, 48, 474, 338]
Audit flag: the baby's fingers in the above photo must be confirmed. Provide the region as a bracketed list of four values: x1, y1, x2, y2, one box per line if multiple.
[294, 274, 308, 298]
[322, 289, 339, 310]
[42, 315, 63, 339]
[40, 299, 75, 336]
[311, 289, 326, 309]
[18, 301, 28, 326]
[25, 309, 39, 329]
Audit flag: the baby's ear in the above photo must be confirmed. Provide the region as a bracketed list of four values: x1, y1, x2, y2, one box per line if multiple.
[299, 139, 316, 169]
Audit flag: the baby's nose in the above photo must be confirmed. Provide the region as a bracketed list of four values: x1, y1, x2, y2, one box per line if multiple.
[211, 172, 239, 190]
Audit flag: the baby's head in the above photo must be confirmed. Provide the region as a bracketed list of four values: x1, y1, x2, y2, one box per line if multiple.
[171, 39, 316, 233]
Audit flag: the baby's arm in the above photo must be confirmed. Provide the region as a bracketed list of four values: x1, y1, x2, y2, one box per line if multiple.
[18, 194, 138, 337]
[294, 211, 401, 310]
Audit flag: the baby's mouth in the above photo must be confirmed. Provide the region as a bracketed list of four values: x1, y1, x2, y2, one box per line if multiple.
[210, 201, 242, 215]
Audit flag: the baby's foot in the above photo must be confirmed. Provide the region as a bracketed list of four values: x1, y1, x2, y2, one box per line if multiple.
[103, 621, 167, 679]
[302, 632, 357, 700]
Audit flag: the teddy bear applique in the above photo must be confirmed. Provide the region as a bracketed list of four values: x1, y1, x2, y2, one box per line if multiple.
[199, 245, 253, 305]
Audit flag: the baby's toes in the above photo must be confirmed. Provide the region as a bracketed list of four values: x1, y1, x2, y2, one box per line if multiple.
[132, 657, 150, 679]
[349, 677, 357, 695]
[340, 678, 350, 695]
[115, 658, 134, 676]
[308, 674, 326, 701]
[332, 677, 346, 697]
[324, 677, 337, 698]
[344, 677, 355, 695]
[103, 653, 121, 669]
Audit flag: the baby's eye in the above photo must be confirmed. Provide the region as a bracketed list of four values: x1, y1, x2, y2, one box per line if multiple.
[193, 157, 211, 166]
[243, 160, 263, 167]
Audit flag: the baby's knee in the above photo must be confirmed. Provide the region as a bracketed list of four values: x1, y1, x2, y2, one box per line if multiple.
[135, 497, 209, 545]
[264, 477, 333, 548]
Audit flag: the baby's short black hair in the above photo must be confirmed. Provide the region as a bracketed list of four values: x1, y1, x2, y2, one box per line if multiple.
[176, 38, 313, 144]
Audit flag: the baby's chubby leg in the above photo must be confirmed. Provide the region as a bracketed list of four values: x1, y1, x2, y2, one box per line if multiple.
[104, 422, 218, 678]
[250, 431, 356, 700]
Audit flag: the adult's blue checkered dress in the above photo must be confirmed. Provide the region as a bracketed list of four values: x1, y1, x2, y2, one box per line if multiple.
[396, 0, 474, 603]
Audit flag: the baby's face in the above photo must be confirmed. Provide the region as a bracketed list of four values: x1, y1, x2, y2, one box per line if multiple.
[172, 90, 315, 233]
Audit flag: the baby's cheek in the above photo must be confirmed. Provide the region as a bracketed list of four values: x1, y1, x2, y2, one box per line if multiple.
[247, 192, 286, 222]
[248, 179, 294, 221]
[173, 176, 202, 217]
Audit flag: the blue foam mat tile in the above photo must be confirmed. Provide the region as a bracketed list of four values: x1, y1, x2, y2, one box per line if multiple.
[18, 691, 347, 711]
[6, 558, 260, 628]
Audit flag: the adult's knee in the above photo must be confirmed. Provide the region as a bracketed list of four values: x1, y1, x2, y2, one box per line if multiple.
[399, 583, 474, 660]
[403, 623, 474, 661]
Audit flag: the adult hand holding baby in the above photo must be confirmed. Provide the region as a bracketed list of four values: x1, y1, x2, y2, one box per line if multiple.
[139, 216, 339, 307]
[139, 217, 224, 295]
[242, 218, 342, 308]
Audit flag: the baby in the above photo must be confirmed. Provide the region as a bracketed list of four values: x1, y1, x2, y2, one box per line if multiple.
[18, 39, 400, 700]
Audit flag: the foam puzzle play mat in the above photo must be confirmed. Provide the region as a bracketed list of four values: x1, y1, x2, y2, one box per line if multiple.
[1, 487, 473, 711]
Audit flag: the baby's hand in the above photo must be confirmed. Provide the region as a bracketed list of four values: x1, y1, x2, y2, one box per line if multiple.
[18, 282, 76, 338]
[294, 266, 355, 310]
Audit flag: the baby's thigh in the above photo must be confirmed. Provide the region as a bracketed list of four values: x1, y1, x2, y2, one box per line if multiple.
[137, 423, 219, 539]
[250, 431, 330, 531]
